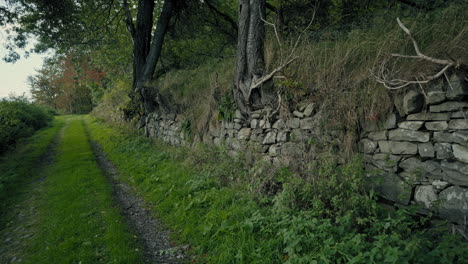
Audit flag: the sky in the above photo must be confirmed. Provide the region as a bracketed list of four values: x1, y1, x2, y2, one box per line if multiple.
[0, 27, 46, 99]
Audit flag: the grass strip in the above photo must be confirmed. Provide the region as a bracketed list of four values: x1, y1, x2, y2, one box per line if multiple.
[86, 115, 468, 264]
[0, 116, 65, 213]
[24, 117, 142, 264]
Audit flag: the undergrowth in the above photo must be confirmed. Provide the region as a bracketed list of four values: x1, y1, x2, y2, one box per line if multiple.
[86, 116, 468, 264]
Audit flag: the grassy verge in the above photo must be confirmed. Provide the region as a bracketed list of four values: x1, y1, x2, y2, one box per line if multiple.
[23, 117, 142, 264]
[86, 116, 468, 264]
[0, 116, 64, 213]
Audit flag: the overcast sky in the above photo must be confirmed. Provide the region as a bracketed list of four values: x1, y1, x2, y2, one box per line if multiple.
[0, 27, 46, 99]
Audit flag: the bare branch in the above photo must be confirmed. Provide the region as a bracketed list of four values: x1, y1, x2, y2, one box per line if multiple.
[122, 0, 135, 39]
[251, 56, 298, 91]
[373, 18, 456, 90]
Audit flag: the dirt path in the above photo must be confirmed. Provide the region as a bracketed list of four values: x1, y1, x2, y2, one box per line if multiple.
[86, 130, 186, 263]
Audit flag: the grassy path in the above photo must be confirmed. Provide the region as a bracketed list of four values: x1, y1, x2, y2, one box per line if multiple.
[1, 117, 143, 263]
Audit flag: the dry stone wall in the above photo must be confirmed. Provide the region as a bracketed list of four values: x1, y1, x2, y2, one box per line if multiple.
[359, 72, 468, 226]
[144, 71, 468, 228]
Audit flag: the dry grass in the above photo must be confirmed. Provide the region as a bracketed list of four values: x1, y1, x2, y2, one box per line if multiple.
[154, 4, 467, 136]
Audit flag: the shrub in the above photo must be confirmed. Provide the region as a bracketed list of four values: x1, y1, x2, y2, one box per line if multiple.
[0, 96, 53, 153]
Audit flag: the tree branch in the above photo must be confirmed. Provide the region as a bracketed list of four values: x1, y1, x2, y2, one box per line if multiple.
[204, 0, 238, 34]
[122, 0, 135, 39]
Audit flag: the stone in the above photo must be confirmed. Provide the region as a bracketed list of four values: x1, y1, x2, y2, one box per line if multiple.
[293, 110, 304, 118]
[268, 144, 281, 157]
[235, 110, 242, 119]
[359, 139, 378, 154]
[262, 120, 271, 129]
[368, 131, 387, 141]
[290, 129, 309, 142]
[452, 110, 468, 119]
[366, 171, 412, 205]
[300, 118, 315, 130]
[276, 131, 290, 142]
[384, 113, 398, 129]
[373, 153, 402, 162]
[262, 131, 277, 145]
[251, 112, 261, 119]
[303, 103, 316, 117]
[418, 143, 435, 158]
[440, 161, 468, 186]
[430, 101, 468, 113]
[434, 131, 468, 146]
[425, 121, 448, 131]
[272, 119, 285, 129]
[370, 156, 398, 173]
[282, 142, 305, 158]
[287, 118, 300, 129]
[237, 128, 251, 140]
[388, 129, 430, 142]
[449, 119, 468, 130]
[230, 139, 243, 150]
[446, 72, 468, 100]
[426, 80, 446, 105]
[415, 185, 438, 208]
[259, 119, 266, 128]
[251, 119, 258, 129]
[407, 112, 450, 121]
[379, 141, 418, 155]
[432, 180, 450, 191]
[399, 157, 424, 174]
[438, 186, 468, 225]
[234, 123, 242, 130]
[453, 144, 468, 163]
[434, 143, 453, 159]
[398, 121, 424, 130]
[403, 90, 424, 114]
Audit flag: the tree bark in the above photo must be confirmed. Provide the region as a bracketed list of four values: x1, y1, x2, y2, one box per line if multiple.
[234, 0, 274, 116]
[123, 0, 175, 115]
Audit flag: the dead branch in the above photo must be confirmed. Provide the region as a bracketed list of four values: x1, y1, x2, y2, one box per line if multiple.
[373, 18, 456, 90]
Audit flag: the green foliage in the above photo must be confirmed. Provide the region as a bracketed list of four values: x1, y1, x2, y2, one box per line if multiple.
[86, 117, 468, 264]
[217, 95, 236, 122]
[0, 96, 53, 153]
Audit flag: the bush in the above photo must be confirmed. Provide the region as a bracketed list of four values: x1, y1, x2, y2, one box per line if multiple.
[0, 96, 54, 153]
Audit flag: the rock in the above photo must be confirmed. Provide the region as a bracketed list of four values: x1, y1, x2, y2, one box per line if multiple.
[235, 110, 242, 119]
[230, 139, 243, 150]
[418, 143, 435, 158]
[263, 131, 277, 145]
[446, 72, 468, 100]
[434, 143, 453, 159]
[237, 128, 251, 140]
[425, 121, 448, 131]
[276, 131, 290, 142]
[415, 185, 438, 208]
[367, 171, 412, 205]
[234, 123, 242, 130]
[251, 119, 258, 129]
[293, 110, 304, 118]
[438, 186, 468, 225]
[259, 119, 266, 128]
[251, 112, 261, 119]
[449, 119, 468, 130]
[388, 129, 430, 142]
[282, 142, 305, 158]
[272, 119, 285, 129]
[368, 131, 387, 141]
[287, 118, 300, 129]
[290, 129, 310, 142]
[359, 139, 378, 154]
[426, 81, 446, 105]
[262, 120, 271, 129]
[432, 180, 450, 191]
[403, 90, 424, 114]
[399, 157, 424, 174]
[453, 144, 468, 163]
[434, 131, 468, 146]
[300, 118, 315, 130]
[440, 161, 468, 186]
[398, 121, 424, 130]
[384, 113, 398, 129]
[303, 103, 316, 117]
[452, 110, 468, 119]
[430, 101, 468, 113]
[373, 153, 402, 162]
[370, 155, 399, 173]
[268, 144, 281, 157]
[407, 112, 450, 121]
[379, 141, 418, 155]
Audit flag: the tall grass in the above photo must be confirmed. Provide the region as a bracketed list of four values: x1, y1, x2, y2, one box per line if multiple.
[153, 3, 467, 136]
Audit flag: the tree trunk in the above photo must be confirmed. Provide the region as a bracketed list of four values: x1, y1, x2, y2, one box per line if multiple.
[124, 0, 175, 115]
[234, 0, 274, 116]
